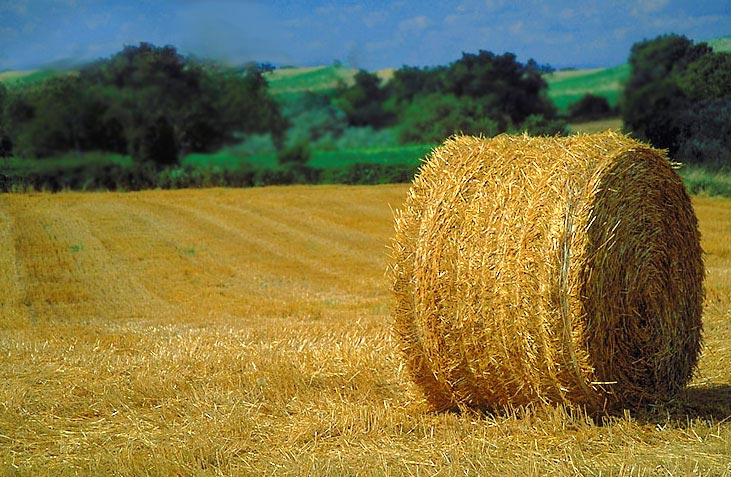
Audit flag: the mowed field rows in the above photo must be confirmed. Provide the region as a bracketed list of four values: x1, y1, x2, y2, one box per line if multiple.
[1, 185, 730, 476]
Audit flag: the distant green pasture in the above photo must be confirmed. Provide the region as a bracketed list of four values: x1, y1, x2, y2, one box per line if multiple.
[545, 64, 629, 113]
[265, 66, 354, 96]
[183, 143, 433, 170]
[708, 36, 731, 53]
[309, 144, 432, 168]
[0, 69, 73, 86]
[183, 150, 276, 170]
[568, 117, 623, 134]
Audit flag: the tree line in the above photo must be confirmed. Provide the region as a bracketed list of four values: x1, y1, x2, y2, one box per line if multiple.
[1, 35, 729, 192]
[333, 52, 566, 144]
[0, 44, 568, 168]
[0, 43, 285, 165]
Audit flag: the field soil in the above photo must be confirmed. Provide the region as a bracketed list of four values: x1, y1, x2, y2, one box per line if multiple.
[1, 185, 730, 476]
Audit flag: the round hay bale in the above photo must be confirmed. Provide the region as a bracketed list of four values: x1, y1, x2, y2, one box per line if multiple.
[389, 131, 704, 413]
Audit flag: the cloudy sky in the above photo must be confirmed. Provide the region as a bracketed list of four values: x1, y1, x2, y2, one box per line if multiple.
[0, 0, 729, 72]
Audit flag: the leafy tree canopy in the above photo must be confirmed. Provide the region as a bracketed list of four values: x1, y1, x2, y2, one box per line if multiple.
[622, 34, 731, 166]
[334, 70, 393, 128]
[568, 94, 613, 121]
[385, 51, 562, 142]
[2, 43, 285, 166]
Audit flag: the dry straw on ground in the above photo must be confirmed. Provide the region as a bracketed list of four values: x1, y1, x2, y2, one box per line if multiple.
[389, 131, 704, 413]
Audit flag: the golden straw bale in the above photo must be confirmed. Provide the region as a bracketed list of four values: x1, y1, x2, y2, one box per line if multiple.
[389, 131, 704, 413]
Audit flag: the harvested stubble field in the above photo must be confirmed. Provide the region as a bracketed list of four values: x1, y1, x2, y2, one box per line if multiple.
[0, 185, 730, 476]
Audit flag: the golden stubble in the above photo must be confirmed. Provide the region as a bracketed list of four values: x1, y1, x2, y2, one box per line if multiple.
[1, 184, 730, 476]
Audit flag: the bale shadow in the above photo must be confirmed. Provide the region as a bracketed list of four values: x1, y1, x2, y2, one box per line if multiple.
[448, 384, 731, 427]
[675, 383, 731, 421]
[635, 383, 731, 424]
[431, 383, 731, 427]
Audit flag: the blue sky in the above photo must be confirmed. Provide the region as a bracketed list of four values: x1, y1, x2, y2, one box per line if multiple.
[0, 0, 729, 72]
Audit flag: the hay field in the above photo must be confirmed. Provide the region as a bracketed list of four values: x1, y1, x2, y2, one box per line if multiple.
[1, 185, 730, 476]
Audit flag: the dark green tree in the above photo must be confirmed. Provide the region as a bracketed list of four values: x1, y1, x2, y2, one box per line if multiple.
[568, 94, 613, 121]
[388, 65, 445, 102]
[2, 88, 35, 157]
[518, 114, 569, 136]
[277, 141, 311, 166]
[622, 34, 730, 166]
[398, 93, 500, 143]
[443, 51, 557, 125]
[138, 116, 178, 166]
[385, 50, 562, 142]
[0, 82, 11, 191]
[12, 75, 95, 157]
[78, 43, 284, 167]
[335, 70, 393, 128]
[1, 43, 284, 172]
[280, 92, 347, 147]
[676, 52, 731, 100]
[622, 34, 711, 151]
[0, 82, 11, 157]
[674, 99, 731, 167]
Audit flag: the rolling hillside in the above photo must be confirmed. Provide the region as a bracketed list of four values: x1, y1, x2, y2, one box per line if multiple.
[0, 69, 72, 86]
[545, 34, 730, 113]
[263, 35, 731, 113]
[545, 64, 628, 113]
[4, 34, 729, 110]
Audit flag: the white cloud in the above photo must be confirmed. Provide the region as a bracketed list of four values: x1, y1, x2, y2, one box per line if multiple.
[85, 12, 111, 30]
[509, 20, 524, 34]
[560, 8, 577, 20]
[0, 0, 30, 16]
[363, 10, 387, 28]
[398, 15, 429, 33]
[630, 0, 670, 16]
[484, 0, 506, 10]
[612, 27, 629, 41]
[649, 14, 723, 31]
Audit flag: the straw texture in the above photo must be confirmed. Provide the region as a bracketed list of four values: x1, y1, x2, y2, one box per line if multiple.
[389, 131, 704, 413]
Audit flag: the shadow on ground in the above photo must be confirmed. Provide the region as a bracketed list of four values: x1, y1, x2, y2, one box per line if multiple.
[631, 383, 731, 424]
[675, 383, 731, 422]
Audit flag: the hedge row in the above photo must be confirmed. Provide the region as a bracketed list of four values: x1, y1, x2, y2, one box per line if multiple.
[0, 162, 421, 192]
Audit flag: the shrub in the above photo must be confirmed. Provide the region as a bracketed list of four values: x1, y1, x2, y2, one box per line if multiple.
[568, 94, 613, 121]
[398, 93, 501, 144]
[277, 141, 311, 166]
[322, 162, 418, 185]
[518, 114, 569, 136]
[674, 98, 731, 167]
[327, 126, 400, 150]
[255, 163, 321, 186]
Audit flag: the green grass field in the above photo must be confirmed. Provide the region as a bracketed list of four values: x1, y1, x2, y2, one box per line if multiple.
[182, 144, 433, 170]
[568, 117, 623, 134]
[265, 65, 394, 98]
[544, 35, 730, 114]
[309, 144, 432, 168]
[265, 62, 629, 115]
[183, 149, 277, 170]
[265, 66, 352, 97]
[0, 69, 73, 86]
[708, 35, 731, 52]
[3, 35, 730, 193]
[545, 64, 629, 113]
[679, 165, 731, 197]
